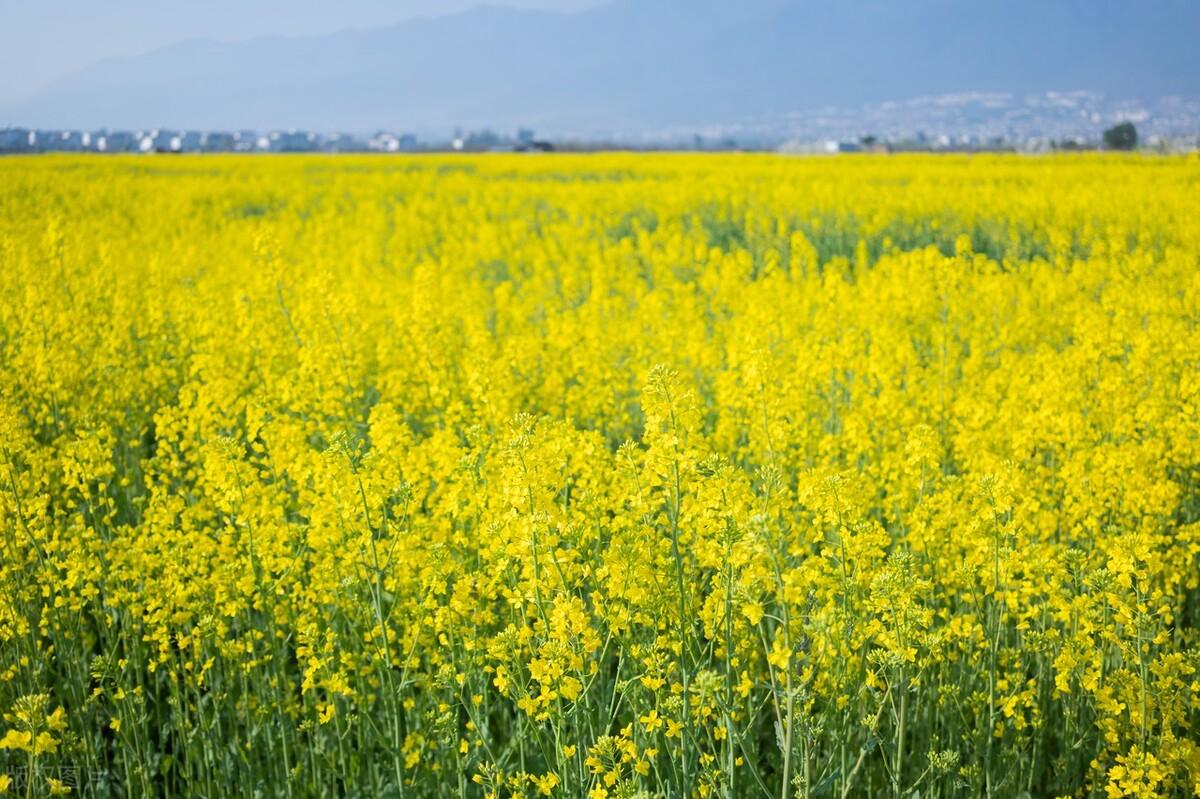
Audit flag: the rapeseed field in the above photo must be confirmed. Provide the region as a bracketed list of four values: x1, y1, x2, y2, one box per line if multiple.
[0, 153, 1197, 798]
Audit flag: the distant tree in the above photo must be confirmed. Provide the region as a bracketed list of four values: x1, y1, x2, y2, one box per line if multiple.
[1103, 121, 1138, 151]
[1053, 138, 1087, 152]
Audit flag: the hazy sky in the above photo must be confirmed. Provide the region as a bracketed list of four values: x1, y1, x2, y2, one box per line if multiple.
[0, 0, 603, 105]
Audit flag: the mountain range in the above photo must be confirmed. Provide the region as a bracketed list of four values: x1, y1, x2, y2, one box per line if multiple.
[5, 0, 1199, 135]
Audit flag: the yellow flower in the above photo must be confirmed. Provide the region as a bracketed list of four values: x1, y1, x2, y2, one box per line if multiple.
[0, 730, 30, 752]
[530, 772, 558, 796]
[33, 731, 59, 754]
[0, 152, 1196, 799]
[639, 709, 663, 732]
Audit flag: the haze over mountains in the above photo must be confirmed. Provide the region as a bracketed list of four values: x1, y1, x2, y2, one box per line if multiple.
[5, 0, 1199, 136]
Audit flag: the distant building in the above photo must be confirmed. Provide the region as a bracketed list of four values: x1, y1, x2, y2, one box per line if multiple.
[233, 131, 259, 152]
[515, 139, 554, 153]
[778, 139, 870, 155]
[0, 128, 35, 153]
[55, 130, 86, 151]
[181, 131, 204, 151]
[460, 129, 502, 151]
[157, 131, 183, 153]
[368, 132, 417, 153]
[134, 130, 183, 153]
[271, 130, 318, 152]
[201, 132, 236, 152]
[104, 131, 139, 152]
[322, 132, 368, 152]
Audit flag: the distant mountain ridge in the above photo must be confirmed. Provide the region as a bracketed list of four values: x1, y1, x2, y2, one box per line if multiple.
[5, 0, 1199, 134]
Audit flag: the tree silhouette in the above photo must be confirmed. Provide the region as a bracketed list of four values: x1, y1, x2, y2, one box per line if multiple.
[1103, 122, 1138, 151]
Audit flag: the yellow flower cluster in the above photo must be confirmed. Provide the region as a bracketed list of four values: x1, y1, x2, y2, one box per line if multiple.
[0, 153, 1198, 797]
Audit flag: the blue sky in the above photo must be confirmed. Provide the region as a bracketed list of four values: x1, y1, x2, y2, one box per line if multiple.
[0, 0, 603, 105]
[6, 0, 1197, 135]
